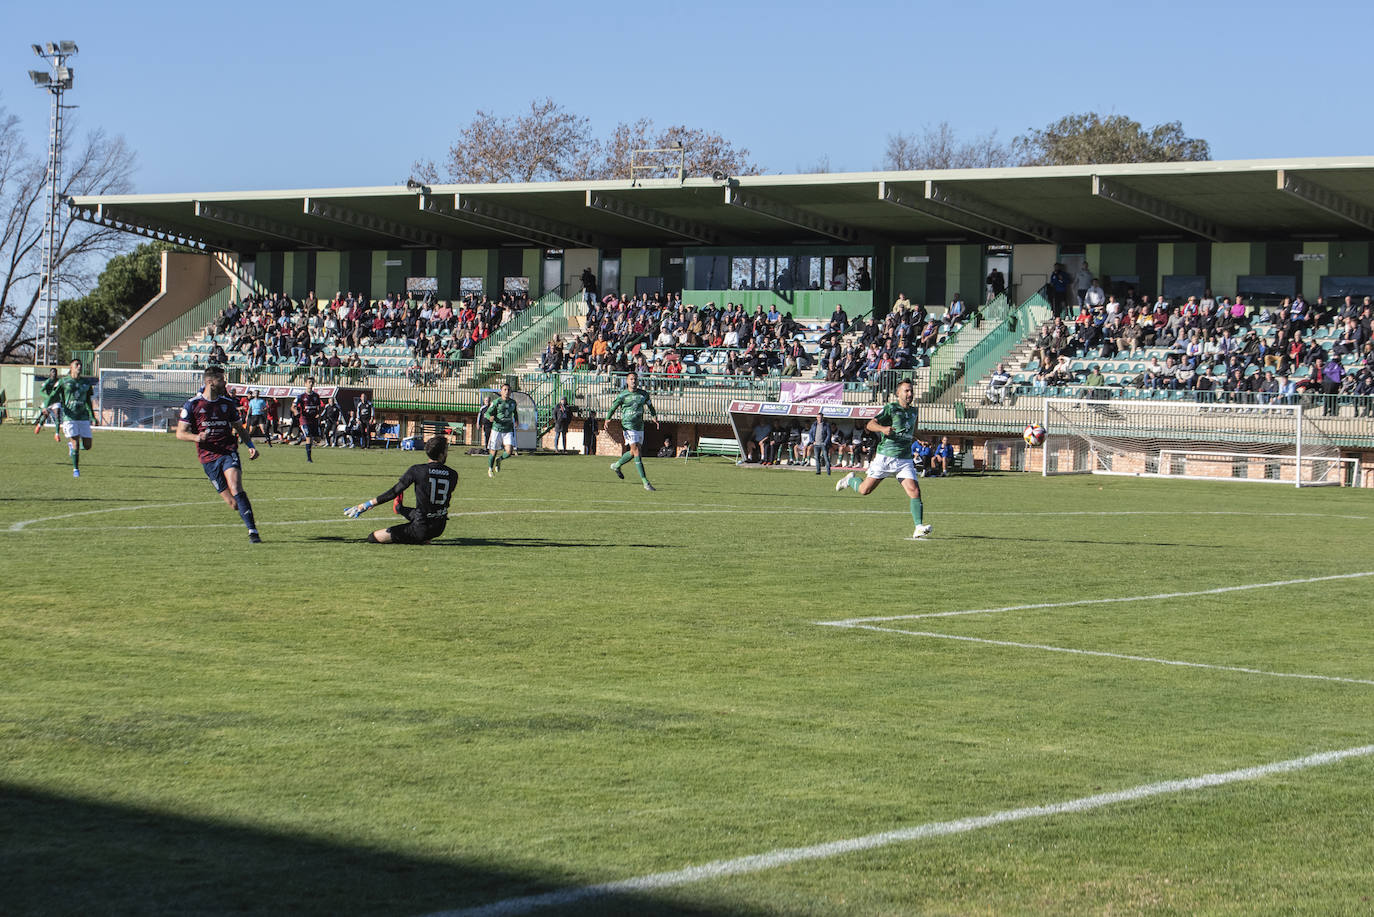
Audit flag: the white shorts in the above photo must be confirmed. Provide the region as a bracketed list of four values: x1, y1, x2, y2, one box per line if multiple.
[61, 420, 93, 440]
[865, 453, 919, 481]
[801, 433, 813, 446]
[623, 429, 645, 445]
[488, 430, 515, 451]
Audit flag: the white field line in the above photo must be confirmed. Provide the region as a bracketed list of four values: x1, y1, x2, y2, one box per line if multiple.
[6, 502, 1368, 534]
[3, 508, 906, 534]
[424, 743, 1374, 917]
[835, 624, 1374, 687]
[821, 571, 1374, 627]
[5, 501, 210, 533]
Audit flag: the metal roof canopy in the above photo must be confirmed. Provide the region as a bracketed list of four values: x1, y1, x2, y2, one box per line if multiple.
[70, 157, 1374, 254]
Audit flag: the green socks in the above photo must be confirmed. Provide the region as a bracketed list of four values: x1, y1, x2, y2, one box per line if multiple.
[847, 475, 862, 493]
[633, 457, 647, 484]
[910, 497, 923, 526]
[614, 452, 632, 470]
[70, 446, 79, 470]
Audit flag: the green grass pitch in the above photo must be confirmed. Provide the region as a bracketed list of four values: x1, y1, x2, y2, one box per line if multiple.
[2, 424, 1373, 915]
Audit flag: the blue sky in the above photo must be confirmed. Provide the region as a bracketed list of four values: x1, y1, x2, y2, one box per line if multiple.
[6, 0, 1372, 194]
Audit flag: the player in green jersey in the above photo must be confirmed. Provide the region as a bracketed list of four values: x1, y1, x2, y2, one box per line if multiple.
[606, 371, 659, 491]
[481, 382, 520, 477]
[834, 378, 931, 539]
[33, 367, 61, 441]
[47, 359, 96, 478]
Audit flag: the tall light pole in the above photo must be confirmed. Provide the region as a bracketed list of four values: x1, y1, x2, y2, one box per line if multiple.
[28, 40, 77, 366]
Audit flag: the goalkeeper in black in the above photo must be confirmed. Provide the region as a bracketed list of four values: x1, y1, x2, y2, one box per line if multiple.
[344, 435, 457, 544]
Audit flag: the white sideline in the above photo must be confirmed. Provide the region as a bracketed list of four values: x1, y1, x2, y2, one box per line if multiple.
[821, 571, 1374, 626]
[3, 508, 902, 534]
[424, 743, 1374, 917]
[838, 624, 1374, 687]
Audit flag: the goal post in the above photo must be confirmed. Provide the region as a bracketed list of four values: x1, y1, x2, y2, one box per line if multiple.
[1040, 398, 1357, 487]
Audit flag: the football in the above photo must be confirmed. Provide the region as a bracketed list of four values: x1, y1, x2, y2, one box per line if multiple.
[1023, 423, 1047, 447]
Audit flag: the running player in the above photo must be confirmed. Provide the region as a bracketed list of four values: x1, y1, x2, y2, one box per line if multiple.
[47, 359, 96, 477]
[834, 378, 932, 539]
[606, 371, 658, 491]
[481, 382, 519, 477]
[344, 435, 457, 544]
[292, 376, 323, 462]
[176, 365, 263, 543]
[33, 367, 61, 441]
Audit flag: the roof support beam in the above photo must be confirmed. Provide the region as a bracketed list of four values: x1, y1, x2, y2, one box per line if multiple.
[419, 194, 557, 248]
[194, 200, 337, 248]
[1277, 169, 1374, 233]
[877, 181, 1013, 243]
[304, 197, 457, 249]
[454, 194, 606, 249]
[925, 181, 1059, 243]
[724, 186, 857, 242]
[1091, 176, 1224, 242]
[81, 204, 227, 251]
[586, 191, 719, 244]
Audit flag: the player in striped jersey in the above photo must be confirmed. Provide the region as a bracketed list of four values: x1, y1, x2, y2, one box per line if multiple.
[176, 365, 263, 543]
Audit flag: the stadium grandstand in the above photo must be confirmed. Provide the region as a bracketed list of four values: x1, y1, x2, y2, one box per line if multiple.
[31, 155, 1374, 483]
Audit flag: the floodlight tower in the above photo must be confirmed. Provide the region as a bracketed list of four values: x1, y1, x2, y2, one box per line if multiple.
[28, 40, 77, 366]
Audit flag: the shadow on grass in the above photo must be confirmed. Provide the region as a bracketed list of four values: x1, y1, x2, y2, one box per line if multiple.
[1, 783, 771, 917]
[303, 535, 672, 549]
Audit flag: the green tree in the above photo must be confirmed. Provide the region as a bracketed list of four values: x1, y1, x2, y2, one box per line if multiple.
[1013, 113, 1210, 166]
[57, 242, 179, 359]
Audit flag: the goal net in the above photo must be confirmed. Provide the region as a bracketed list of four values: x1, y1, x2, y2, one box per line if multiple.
[97, 368, 202, 431]
[1041, 398, 1359, 487]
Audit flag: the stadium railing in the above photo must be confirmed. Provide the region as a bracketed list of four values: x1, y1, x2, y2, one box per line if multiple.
[457, 290, 569, 384]
[140, 286, 236, 365]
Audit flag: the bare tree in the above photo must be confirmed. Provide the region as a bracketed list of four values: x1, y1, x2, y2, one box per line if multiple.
[415, 102, 760, 184]
[0, 104, 137, 362]
[883, 122, 1013, 171]
[414, 98, 594, 184]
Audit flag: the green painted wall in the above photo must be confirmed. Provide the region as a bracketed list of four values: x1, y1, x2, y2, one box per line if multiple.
[458, 249, 498, 295]
[315, 251, 341, 297]
[1302, 242, 1328, 301]
[1096, 243, 1136, 279]
[1331, 241, 1371, 275]
[681, 289, 871, 320]
[1172, 243, 1198, 276]
[522, 249, 542, 295]
[1156, 244, 1175, 292]
[945, 245, 982, 307]
[890, 246, 929, 306]
[1210, 243, 1251, 297]
[622, 249, 652, 295]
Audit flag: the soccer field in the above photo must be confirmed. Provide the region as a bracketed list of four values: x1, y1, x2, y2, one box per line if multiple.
[3, 424, 1373, 916]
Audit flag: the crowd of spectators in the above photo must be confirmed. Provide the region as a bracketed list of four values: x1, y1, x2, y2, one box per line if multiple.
[1013, 287, 1374, 408]
[209, 289, 532, 378]
[540, 291, 969, 385]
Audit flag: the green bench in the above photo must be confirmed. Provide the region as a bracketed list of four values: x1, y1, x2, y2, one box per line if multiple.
[686, 436, 742, 461]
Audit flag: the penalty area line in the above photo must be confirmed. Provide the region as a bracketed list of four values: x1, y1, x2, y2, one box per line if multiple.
[820, 571, 1374, 626]
[831, 624, 1374, 687]
[423, 743, 1374, 917]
